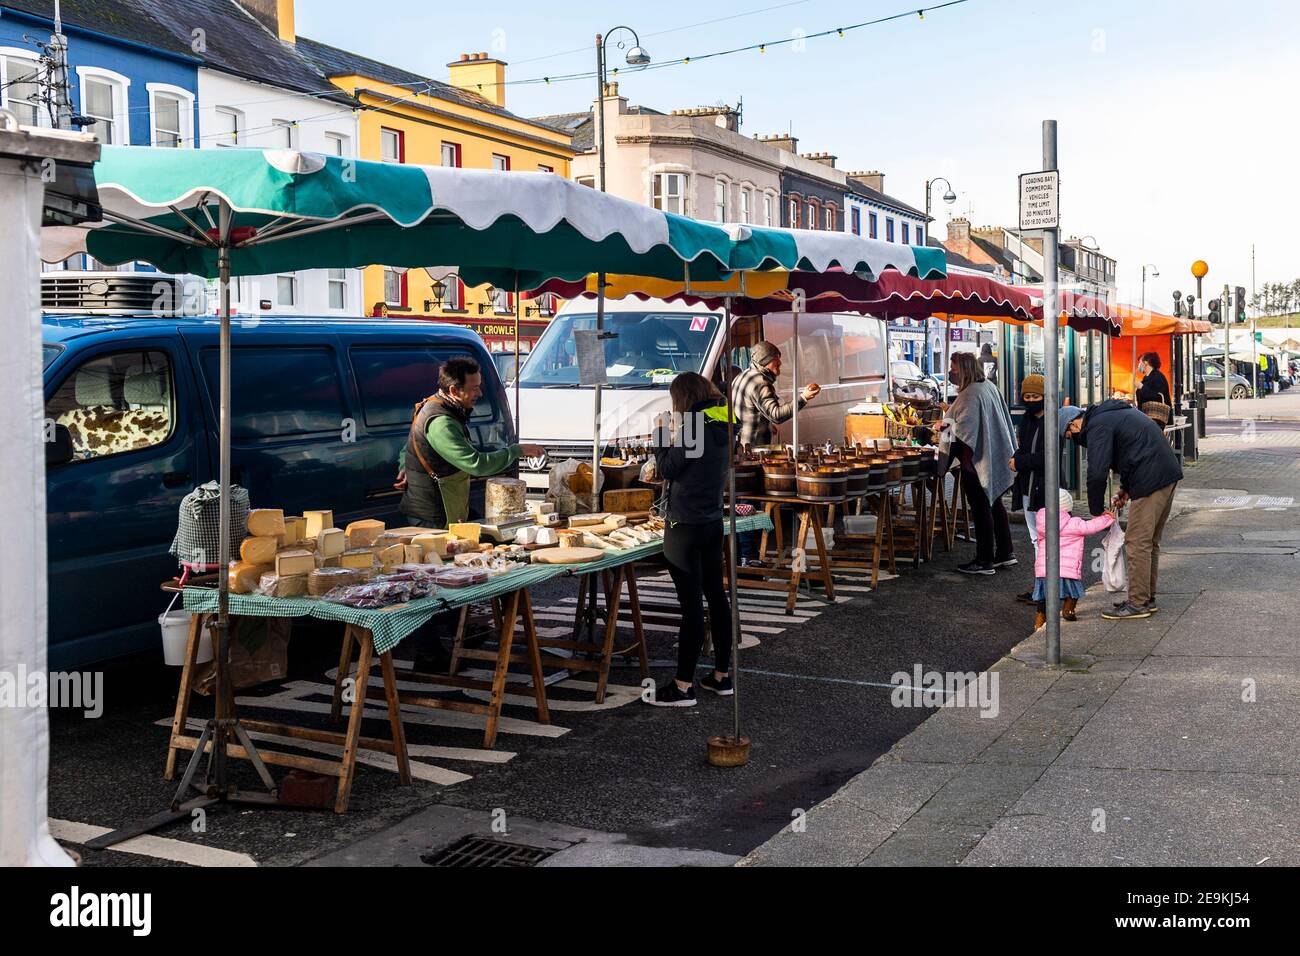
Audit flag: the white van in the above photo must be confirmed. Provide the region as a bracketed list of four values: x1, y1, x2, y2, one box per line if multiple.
[514, 297, 889, 489]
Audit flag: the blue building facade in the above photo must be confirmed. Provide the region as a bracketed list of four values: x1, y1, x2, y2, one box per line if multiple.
[0, 5, 197, 148]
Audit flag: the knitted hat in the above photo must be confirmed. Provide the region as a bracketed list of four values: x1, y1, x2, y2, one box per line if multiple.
[1057, 405, 1085, 440]
[752, 341, 781, 368]
[1021, 373, 1045, 397]
[1058, 488, 1074, 513]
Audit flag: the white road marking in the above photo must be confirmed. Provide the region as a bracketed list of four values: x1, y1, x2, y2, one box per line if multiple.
[50, 818, 257, 868]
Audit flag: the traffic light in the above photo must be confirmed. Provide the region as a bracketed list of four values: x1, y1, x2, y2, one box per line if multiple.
[1234, 286, 1247, 323]
[1208, 298, 1221, 324]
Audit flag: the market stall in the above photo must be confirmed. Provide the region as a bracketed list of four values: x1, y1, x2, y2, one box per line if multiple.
[1110, 305, 1211, 399]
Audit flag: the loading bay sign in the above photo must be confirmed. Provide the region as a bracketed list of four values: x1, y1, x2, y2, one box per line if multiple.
[1018, 169, 1060, 230]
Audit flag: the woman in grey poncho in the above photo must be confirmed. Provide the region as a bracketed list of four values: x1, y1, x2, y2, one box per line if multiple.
[939, 352, 1018, 575]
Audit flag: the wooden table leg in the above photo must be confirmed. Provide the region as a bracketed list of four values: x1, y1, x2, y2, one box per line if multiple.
[625, 567, 650, 681]
[164, 612, 205, 780]
[379, 650, 411, 785]
[518, 589, 550, 725]
[870, 495, 885, 589]
[335, 625, 373, 813]
[788, 507, 809, 613]
[772, 501, 786, 558]
[809, 503, 836, 600]
[594, 566, 625, 703]
[482, 590, 521, 749]
[329, 623, 355, 723]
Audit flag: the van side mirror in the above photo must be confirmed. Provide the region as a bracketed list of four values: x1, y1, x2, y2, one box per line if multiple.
[46, 423, 74, 467]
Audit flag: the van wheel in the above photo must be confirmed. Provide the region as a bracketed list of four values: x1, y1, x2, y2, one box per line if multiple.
[1231, 385, 1249, 400]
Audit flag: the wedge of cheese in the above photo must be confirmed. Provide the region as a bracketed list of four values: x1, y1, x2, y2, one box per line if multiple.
[239, 535, 279, 565]
[346, 519, 385, 547]
[448, 522, 481, 544]
[229, 560, 272, 594]
[247, 508, 285, 537]
[567, 513, 609, 528]
[403, 545, 424, 565]
[316, 527, 346, 557]
[386, 527, 429, 544]
[304, 510, 334, 538]
[411, 532, 453, 558]
[278, 516, 307, 547]
[376, 543, 405, 568]
[339, 548, 376, 570]
[275, 549, 315, 577]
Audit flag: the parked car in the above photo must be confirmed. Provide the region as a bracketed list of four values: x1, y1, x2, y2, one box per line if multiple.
[1195, 359, 1254, 400]
[42, 274, 513, 668]
[891, 359, 947, 403]
[515, 297, 890, 489]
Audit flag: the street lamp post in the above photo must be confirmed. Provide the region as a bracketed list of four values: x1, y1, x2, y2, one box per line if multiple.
[592, 27, 650, 503]
[1137, 264, 1159, 400]
[924, 178, 957, 376]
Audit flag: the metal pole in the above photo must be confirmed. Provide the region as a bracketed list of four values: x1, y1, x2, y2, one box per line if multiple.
[1252, 245, 1258, 398]
[48, 0, 73, 130]
[215, 199, 233, 781]
[592, 35, 607, 509]
[513, 274, 521, 438]
[1223, 283, 1231, 414]
[791, 298, 801, 452]
[1041, 120, 1062, 666]
[723, 301, 741, 744]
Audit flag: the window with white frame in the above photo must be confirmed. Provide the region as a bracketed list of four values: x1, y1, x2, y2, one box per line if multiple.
[324, 132, 350, 157]
[383, 269, 405, 307]
[824, 205, 836, 231]
[327, 269, 348, 310]
[212, 107, 241, 146]
[492, 287, 514, 313]
[807, 200, 819, 230]
[787, 196, 798, 227]
[277, 273, 298, 306]
[902, 222, 910, 244]
[147, 84, 193, 148]
[538, 163, 554, 173]
[763, 193, 775, 226]
[917, 226, 924, 246]
[381, 127, 403, 163]
[491, 153, 510, 171]
[271, 119, 295, 148]
[651, 172, 686, 215]
[714, 179, 728, 222]
[739, 187, 752, 224]
[440, 141, 460, 167]
[77, 68, 130, 145]
[1, 51, 44, 126]
[443, 276, 464, 310]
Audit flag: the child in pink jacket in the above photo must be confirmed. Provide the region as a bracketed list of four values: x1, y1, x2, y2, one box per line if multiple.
[1034, 488, 1117, 628]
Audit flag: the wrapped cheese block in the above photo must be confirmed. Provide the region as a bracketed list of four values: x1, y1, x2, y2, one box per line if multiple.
[345, 519, 385, 547]
[247, 508, 285, 537]
[534, 527, 558, 546]
[308, 566, 367, 597]
[275, 549, 315, 577]
[229, 560, 272, 594]
[240, 535, 279, 565]
[485, 477, 528, 520]
[259, 572, 308, 598]
[515, 525, 538, 545]
[304, 510, 334, 538]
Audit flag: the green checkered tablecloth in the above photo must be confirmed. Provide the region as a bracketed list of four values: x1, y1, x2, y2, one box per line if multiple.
[182, 512, 772, 656]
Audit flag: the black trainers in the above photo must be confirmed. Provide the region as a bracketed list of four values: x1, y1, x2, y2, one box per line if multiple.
[699, 673, 734, 696]
[1103, 602, 1152, 620]
[992, 555, 1018, 568]
[956, 560, 996, 575]
[644, 681, 697, 707]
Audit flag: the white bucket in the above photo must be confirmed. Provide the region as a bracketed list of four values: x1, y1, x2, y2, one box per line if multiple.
[159, 594, 213, 666]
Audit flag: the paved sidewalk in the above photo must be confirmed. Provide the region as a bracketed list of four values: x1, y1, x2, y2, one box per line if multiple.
[741, 428, 1300, 866]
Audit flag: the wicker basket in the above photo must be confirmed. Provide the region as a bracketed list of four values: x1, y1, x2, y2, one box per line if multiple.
[1140, 401, 1172, 426]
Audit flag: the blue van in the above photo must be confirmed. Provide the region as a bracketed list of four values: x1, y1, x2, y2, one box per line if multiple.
[42, 283, 514, 670]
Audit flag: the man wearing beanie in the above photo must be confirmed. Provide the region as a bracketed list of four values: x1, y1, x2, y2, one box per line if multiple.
[1009, 373, 1047, 603]
[731, 341, 820, 448]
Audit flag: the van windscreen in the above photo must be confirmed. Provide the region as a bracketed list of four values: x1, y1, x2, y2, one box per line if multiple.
[518, 310, 719, 388]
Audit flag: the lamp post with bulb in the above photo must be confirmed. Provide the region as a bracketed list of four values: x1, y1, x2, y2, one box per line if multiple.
[1136, 264, 1159, 400]
[924, 178, 956, 376]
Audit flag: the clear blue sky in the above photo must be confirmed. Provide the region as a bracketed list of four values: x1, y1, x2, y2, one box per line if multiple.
[298, 0, 1300, 309]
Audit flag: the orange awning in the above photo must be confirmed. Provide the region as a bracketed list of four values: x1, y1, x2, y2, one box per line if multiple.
[1114, 304, 1212, 337]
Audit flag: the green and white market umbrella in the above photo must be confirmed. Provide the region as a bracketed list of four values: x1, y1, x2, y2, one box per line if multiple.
[724, 223, 948, 279]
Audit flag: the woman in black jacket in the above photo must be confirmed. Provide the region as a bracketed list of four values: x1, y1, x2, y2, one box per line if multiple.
[1135, 352, 1170, 407]
[645, 372, 735, 707]
[1010, 373, 1047, 603]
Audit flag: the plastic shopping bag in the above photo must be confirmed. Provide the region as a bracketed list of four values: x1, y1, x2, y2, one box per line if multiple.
[1100, 522, 1127, 593]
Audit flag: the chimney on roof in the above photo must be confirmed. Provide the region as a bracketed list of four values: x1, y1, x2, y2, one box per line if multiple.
[946, 216, 971, 250]
[802, 151, 837, 168]
[848, 170, 884, 193]
[447, 51, 508, 108]
[671, 106, 739, 133]
[238, 0, 296, 44]
[757, 133, 799, 154]
[971, 224, 1004, 249]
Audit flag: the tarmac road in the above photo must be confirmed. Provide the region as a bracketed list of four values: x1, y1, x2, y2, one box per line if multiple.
[49, 506, 1089, 866]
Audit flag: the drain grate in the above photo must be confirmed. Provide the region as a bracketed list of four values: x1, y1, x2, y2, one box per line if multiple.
[421, 835, 557, 868]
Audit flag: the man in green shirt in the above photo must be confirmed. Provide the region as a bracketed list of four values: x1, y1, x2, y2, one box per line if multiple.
[395, 355, 543, 528]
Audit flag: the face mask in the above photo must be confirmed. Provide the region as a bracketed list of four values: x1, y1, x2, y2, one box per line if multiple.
[1023, 399, 1044, 414]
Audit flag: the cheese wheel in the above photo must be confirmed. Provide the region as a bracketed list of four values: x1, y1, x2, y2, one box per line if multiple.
[240, 535, 278, 565]
[247, 508, 285, 537]
[308, 567, 365, 596]
[377, 543, 405, 567]
[275, 549, 315, 577]
[317, 527, 346, 557]
[346, 519, 385, 547]
[229, 560, 272, 594]
[304, 510, 334, 538]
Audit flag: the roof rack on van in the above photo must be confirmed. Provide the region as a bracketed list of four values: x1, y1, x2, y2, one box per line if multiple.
[41, 271, 202, 317]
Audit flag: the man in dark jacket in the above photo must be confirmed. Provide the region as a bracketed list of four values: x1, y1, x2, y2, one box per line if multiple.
[1063, 399, 1183, 620]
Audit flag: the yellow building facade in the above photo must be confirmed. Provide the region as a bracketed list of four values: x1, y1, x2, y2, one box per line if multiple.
[325, 53, 576, 350]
